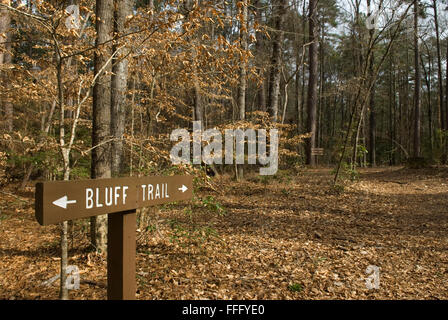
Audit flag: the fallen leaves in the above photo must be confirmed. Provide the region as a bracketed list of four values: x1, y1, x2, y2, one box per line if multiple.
[1, 167, 448, 299]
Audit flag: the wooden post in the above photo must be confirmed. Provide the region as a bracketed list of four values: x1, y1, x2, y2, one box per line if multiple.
[107, 210, 136, 300]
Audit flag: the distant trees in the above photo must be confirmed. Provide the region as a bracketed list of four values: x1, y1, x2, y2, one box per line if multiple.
[2, 1, 448, 199]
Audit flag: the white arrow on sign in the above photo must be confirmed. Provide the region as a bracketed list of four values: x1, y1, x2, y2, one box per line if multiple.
[52, 196, 77, 209]
[178, 185, 188, 193]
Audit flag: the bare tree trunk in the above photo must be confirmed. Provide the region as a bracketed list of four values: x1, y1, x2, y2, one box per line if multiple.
[111, 0, 132, 176]
[413, 0, 421, 158]
[445, 31, 448, 163]
[294, 0, 306, 134]
[306, 0, 319, 166]
[91, 0, 113, 254]
[253, 0, 266, 112]
[238, 0, 248, 122]
[299, 0, 307, 134]
[130, 75, 136, 176]
[193, 80, 202, 123]
[369, 56, 376, 166]
[421, 50, 433, 154]
[432, 0, 444, 132]
[0, 0, 12, 132]
[183, 0, 202, 125]
[267, 0, 287, 122]
[368, 0, 376, 167]
[237, 0, 248, 179]
[56, 50, 69, 300]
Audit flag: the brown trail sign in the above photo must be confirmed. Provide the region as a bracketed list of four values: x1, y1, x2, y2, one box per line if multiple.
[311, 148, 324, 156]
[35, 176, 192, 225]
[35, 175, 193, 300]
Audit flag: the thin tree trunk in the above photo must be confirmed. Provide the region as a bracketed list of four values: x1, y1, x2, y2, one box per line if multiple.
[367, 0, 376, 167]
[254, 0, 266, 111]
[238, 0, 248, 121]
[432, 0, 444, 132]
[421, 51, 433, 154]
[445, 33, 448, 163]
[237, 0, 248, 179]
[306, 0, 319, 166]
[413, 0, 421, 158]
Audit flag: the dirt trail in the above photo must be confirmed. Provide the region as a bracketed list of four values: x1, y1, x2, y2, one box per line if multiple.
[0, 167, 447, 299]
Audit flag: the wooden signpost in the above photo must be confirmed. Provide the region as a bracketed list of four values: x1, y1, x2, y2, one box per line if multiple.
[311, 148, 324, 156]
[311, 148, 324, 165]
[35, 175, 193, 300]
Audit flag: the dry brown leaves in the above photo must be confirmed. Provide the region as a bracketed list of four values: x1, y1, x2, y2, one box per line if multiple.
[0, 167, 447, 300]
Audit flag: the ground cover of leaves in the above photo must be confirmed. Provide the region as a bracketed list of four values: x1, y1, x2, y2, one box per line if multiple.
[0, 167, 447, 300]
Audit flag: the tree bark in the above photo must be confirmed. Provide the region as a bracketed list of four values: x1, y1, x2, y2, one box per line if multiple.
[413, 0, 421, 158]
[368, 0, 376, 167]
[306, 0, 319, 166]
[267, 0, 287, 123]
[91, 0, 113, 254]
[0, 0, 12, 132]
[432, 0, 444, 132]
[238, 0, 248, 122]
[111, 0, 132, 176]
[253, 0, 266, 112]
[237, 0, 248, 179]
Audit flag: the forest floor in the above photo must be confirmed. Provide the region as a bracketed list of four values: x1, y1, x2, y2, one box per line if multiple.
[1, 166, 448, 300]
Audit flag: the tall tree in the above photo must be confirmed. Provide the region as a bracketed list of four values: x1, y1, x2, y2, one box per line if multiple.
[238, 0, 248, 122]
[111, 0, 132, 176]
[237, 0, 248, 179]
[0, 0, 12, 132]
[432, 0, 444, 132]
[253, 0, 266, 111]
[413, 0, 421, 158]
[267, 0, 287, 122]
[306, 0, 319, 165]
[368, 0, 376, 167]
[91, 0, 114, 253]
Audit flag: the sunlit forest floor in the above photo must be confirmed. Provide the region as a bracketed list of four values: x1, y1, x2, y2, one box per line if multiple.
[1, 167, 448, 299]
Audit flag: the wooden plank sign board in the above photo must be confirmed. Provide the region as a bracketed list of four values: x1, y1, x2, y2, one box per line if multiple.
[34, 175, 193, 300]
[311, 148, 324, 156]
[35, 175, 193, 225]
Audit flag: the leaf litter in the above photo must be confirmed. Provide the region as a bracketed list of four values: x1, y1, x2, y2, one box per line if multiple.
[0, 167, 447, 299]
